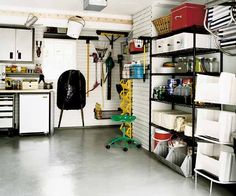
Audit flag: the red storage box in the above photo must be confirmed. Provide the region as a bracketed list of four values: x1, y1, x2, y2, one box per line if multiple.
[129, 39, 144, 54]
[171, 3, 205, 31]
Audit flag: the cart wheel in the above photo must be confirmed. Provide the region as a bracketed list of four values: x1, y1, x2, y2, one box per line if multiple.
[105, 145, 111, 149]
[128, 140, 132, 144]
[123, 147, 128, 152]
[136, 144, 142, 149]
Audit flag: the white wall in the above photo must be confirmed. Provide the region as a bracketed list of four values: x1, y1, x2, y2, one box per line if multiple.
[131, 5, 171, 150]
[33, 26, 123, 127]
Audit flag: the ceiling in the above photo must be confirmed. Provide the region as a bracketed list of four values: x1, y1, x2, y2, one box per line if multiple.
[0, 0, 187, 16]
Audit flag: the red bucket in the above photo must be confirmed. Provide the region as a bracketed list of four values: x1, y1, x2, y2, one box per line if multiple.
[153, 129, 172, 149]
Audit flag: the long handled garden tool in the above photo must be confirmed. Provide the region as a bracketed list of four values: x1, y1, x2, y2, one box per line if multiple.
[86, 53, 100, 94]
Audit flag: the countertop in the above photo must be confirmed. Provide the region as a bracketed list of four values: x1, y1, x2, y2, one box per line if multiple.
[0, 89, 54, 93]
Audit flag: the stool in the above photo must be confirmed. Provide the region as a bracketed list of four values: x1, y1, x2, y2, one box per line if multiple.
[105, 115, 142, 152]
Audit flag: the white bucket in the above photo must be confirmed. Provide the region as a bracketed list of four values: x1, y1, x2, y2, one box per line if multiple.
[67, 16, 85, 38]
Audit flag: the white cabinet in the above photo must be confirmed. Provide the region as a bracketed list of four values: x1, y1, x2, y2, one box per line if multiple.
[19, 94, 50, 134]
[0, 94, 14, 130]
[0, 28, 33, 62]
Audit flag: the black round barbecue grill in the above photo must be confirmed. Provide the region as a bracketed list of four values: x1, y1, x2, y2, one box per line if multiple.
[57, 70, 86, 128]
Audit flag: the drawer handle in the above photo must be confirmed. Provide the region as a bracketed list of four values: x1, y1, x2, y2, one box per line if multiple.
[175, 15, 182, 20]
[177, 41, 181, 44]
[0, 116, 12, 119]
[167, 44, 171, 46]
[158, 46, 162, 48]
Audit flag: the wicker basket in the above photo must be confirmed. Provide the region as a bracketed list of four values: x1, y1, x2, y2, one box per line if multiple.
[152, 15, 171, 35]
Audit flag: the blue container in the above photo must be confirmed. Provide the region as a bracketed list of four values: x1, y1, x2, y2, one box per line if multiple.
[133, 64, 144, 79]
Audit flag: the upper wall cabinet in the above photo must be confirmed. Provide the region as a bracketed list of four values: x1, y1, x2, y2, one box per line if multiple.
[0, 28, 34, 62]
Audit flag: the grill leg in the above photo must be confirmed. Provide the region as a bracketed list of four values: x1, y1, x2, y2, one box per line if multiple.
[58, 109, 64, 128]
[81, 108, 84, 127]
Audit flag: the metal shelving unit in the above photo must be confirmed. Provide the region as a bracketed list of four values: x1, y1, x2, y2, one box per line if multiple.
[149, 26, 223, 176]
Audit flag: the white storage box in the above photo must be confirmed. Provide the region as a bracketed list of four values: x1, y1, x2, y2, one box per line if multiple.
[162, 111, 192, 130]
[196, 143, 236, 182]
[22, 80, 38, 90]
[163, 37, 174, 53]
[196, 109, 236, 143]
[173, 33, 216, 51]
[155, 33, 216, 54]
[155, 39, 164, 54]
[195, 72, 236, 105]
[152, 110, 192, 130]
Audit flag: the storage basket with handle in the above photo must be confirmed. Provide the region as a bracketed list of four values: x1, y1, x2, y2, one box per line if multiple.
[152, 15, 171, 35]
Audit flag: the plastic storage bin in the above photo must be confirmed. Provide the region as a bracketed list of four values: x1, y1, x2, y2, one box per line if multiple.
[195, 72, 236, 105]
[173, 33, 214, 51]
[171, 3, 205, 31]
[196, 143, 236, 182]
[153, 141, 192, 177]
[155, 33, 216, 54]
[162, 37, 174, 53]
[152, 110, 192, 130]
[196, 109, 236, 143]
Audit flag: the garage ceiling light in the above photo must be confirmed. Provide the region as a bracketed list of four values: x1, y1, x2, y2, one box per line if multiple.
[83, 0, 107, 11]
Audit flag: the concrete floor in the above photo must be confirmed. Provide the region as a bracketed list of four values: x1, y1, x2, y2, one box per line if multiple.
[0, 127, 235, 196]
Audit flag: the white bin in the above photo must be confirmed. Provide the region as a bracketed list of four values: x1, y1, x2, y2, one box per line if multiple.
[196, 143, 236, 182]
[156, 39, 164, 54]
[196, 109, 236, 143]
[173, 33, 213, 51]
[195, 72, 236, 105]
[163, 37, 174, 53]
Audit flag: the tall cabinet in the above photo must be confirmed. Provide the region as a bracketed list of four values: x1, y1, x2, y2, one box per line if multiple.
[149, 27, 222, 177]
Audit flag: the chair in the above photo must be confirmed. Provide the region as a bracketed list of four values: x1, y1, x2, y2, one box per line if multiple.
[105, 114, 142, 151]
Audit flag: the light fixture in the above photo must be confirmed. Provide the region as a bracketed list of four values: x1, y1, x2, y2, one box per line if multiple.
[83, 0, 107, 11]
[67, 16, 85, 39]
[25, 13, 38, 28]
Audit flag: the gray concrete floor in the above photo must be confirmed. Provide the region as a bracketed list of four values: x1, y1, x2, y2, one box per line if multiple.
[0, 127, 235, 196]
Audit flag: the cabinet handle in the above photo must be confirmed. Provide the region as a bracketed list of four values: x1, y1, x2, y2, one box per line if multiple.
[177, 41, 181, 44]
[167, 44, 171, 46]
[9, 52, 13, 59]
[17, 51, 21, 59]
[158, 46, 162, 48]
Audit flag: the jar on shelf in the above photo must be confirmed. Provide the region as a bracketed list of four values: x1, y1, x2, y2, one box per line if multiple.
[187, 58, 194, 72]
[209, 57, 219, 72]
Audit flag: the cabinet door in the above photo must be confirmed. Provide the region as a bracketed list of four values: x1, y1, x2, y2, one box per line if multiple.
[0, 28, 15, 61]
[19, 94, 49, 134]
[15, 29, 33, 62]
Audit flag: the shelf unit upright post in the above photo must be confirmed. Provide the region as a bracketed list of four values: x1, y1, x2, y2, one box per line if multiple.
[148, 26, 222, 176]
[192, 31, 196, 172]
[148, 38, 153, 152]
